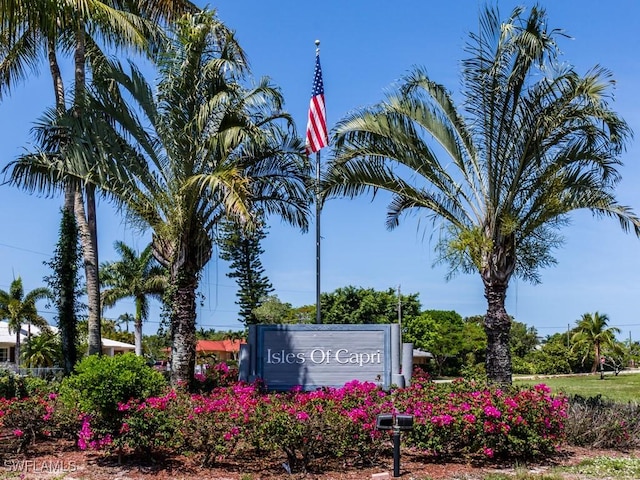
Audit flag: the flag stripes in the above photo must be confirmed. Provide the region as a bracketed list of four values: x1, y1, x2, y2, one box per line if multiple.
[305, 54, 328, 154]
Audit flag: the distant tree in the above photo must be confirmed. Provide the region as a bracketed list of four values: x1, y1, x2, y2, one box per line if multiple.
[626, 341, 640, 368]
[510, 320, 539, 358]
[603, 340, 627, 375]
[143, 332, 171, 362]
[404, 310, 471, 376]
[461, 316, 487, 367]
[530, 332, 583, 374]
[402, 312, 438, 353]
[290, 305, 315, 324]
[253, 295, 296, 324]
[76, 318, 135, 352]
[219, 218, 274, 326]
[320, 286, 420, 325]
[0, 277, 52, 368]
[44, 208, 83, 374]
[196, 328, 244, 341]
[117, 313, 135, 333]
[224, 330, 246, 342]
[100, 319, 135, 345]
[528, 342, 573, 375]
[100, 242, 167, 356]
[571, 312, 621, 373]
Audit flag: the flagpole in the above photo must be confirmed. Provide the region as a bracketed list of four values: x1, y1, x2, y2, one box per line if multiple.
[314, 40, 322, 325]
[315, 147, 321, 324]
[305, 39, 326, 325]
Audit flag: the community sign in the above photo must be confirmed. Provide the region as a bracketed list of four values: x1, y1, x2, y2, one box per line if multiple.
[239, 324, 402, 391]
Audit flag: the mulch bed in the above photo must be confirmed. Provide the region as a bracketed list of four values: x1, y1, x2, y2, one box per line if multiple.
[2, 436, 636, 479]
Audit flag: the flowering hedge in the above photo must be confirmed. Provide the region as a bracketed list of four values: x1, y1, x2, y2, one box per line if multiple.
[0, 364, 570, 473]
[393, 377, 568, 460]
[0, 393, 59, 453]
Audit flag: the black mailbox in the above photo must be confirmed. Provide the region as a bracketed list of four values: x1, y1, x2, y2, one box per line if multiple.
[395, 414, 414, 431]
[376, 414, 394, 430]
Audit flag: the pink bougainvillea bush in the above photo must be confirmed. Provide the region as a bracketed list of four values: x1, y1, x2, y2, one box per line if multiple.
[1, 363, 571, 473]
[394, 377, 568, 460]
[0, 393, 61, 454]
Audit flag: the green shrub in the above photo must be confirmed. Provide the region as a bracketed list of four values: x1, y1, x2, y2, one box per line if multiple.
[0, 369, 26, 399]
[459, 361, 487, 382]
[511, 356, 536, 375]
[22, 376, 54, 396]
[59, 353, 167, 433]
[526, 342, 582, 375]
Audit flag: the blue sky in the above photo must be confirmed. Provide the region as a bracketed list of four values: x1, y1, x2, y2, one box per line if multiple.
[1, 1, 639, 341]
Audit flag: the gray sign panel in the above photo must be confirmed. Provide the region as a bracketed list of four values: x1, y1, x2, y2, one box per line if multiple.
[249, 324, 395, 391]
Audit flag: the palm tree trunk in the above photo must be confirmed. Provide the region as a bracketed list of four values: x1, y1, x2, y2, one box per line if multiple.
[48, 37, 65, 115]
[169, 264, 198, 388]
[72, 17, 101, 357]
[134, 299, 143, 356]
[75, 185, 102, 355]
[14, 329, 21, 369]
[483, 281, 512, 384]
[134, 316, 143, 356]
[27, 322, 31, 368]
[592, 341, 601, 373]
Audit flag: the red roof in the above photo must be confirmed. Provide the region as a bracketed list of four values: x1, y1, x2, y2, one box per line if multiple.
[196, 339, 244, 353]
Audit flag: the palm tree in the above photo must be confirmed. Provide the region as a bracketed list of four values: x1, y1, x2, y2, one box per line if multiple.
[0, 277, 52, 367]
[1, 1, 78, 362]
[100, 241, 167, 356]
[117, 312, 134, 332]
[64, 0, 197, 357]
[56, 10, 311, 387]
[571, 312, 621, 373]
[1, 0, 197, 357]
[21, 329, 60, 368]
[323, 5, 640, 384]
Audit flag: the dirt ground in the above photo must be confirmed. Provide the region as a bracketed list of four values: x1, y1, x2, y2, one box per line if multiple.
[2, 438, 637, 480]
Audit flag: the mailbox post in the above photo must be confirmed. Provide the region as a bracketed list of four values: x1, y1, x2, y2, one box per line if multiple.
[376, 413, 414, 477]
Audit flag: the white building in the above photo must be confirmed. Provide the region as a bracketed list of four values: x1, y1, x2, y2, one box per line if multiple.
[0, 320, 135, 366]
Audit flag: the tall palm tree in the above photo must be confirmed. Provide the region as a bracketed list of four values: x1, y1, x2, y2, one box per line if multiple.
[100, 241, 167, 356]
[65, 0, 197, 357]
[1, 0, 197, 357]
[571, 312, 621, 373]
[323, 5, 640, 384]
[47, 10, 311, 387]
[1, 1, 77, 361]
[0, 277, 52, 367]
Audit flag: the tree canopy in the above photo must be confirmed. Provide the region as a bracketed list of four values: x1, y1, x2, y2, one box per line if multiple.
[320, 286, 420, 325]
[323, 5, 640, 383]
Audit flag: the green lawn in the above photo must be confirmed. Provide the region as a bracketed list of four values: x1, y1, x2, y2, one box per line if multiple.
[515, 371, 640, 403]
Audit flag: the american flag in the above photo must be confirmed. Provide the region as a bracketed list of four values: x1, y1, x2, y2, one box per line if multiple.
[305, 54, 328, 154]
